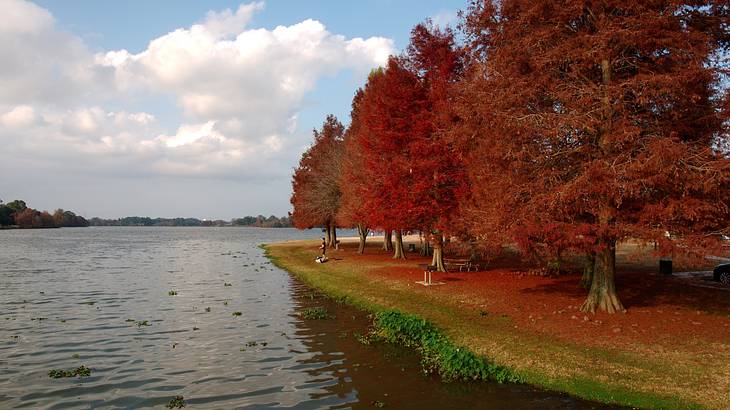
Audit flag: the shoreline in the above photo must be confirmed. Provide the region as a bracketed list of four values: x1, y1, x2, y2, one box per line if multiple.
[264, 238, 727, 409]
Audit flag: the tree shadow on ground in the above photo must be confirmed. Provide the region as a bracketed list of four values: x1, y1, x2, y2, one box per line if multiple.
[520, 270, 730, 314]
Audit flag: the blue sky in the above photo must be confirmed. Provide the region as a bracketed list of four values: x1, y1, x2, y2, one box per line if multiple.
[33, 0, 464, 139]
[0, 0, 465, 219]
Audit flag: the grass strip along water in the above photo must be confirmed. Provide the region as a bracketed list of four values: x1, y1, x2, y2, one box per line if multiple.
[263, 240, 712, 410]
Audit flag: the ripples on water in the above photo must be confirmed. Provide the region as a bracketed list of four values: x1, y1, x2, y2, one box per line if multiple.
[0, 227, 610, 409]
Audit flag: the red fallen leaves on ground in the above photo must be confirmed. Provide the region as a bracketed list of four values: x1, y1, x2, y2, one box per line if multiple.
[331, 242, 730, 352]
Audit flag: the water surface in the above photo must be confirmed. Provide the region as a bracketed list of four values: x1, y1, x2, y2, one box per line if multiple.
[0, 227, 611, 409]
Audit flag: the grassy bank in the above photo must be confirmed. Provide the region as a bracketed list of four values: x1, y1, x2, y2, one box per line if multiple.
[264, 239, 730, 409]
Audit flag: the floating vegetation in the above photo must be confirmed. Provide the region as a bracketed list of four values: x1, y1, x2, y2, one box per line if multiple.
[72, 354, 80, 359]
[59, 319, 66, 323]
[260, 342, 268, 347]
[245, 341, 258, 347]
[168, 290, 178, 296]
[223, 301, 229, 306]
[205, 307, 211, 312]
[224, 283, 232, 287]
[172, 343, 178, 349]
[232, 311, 242, 317]
[166, 395, 186, 409]
[300, 307, 329, 320]
[372, 400, 386, 408]
[136, 320, 150, 327]
[125, 318, 136, 322]
[192, 327, 199, 331]
[239, 347, 246, 352]
[31, 317, 47, 321]
[48, 365, 92, 379]
[80, 301, 95, 305]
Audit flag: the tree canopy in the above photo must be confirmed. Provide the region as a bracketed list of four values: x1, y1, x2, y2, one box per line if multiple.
[290, 1, 730, 312]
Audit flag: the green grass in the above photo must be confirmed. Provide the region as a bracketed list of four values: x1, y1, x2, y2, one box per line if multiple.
[264, 241, 708, 410]
[300, 307, 329, 320]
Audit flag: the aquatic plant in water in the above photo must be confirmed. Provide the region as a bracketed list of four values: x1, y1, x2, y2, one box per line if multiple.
[166, 396, 185, 408]
[136, 320, 150, 327]
[373, 310, 520, 383]
[232, 311, 242, 317]
[205, 307, 211, 312]
[224, 283, 232, 287]
[48, 365, 92, 378]
[300, 307, 329, 320]
[168, 290, 178, 296]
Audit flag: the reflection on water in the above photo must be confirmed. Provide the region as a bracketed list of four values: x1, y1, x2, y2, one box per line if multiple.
[0, 227, 612, 409]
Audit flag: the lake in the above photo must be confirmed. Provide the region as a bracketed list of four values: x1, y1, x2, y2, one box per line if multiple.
[0, 227, 610, 409]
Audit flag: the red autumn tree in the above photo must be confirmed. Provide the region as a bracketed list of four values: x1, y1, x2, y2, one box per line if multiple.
[351, 58, 431, 259]
[402, 22, 466, 270]
[13, 208, 50, 228]
[290, 115, 345, 247]
[459, 0, 730, 312]
[347, 23, 465, 267]
[337, 89, 373, 254]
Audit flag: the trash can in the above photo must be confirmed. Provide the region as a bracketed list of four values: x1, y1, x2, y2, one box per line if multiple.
[659, 259, 672, 276]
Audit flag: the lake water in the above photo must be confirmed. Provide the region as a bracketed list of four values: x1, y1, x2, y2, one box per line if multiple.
[0, 227, 611, 409]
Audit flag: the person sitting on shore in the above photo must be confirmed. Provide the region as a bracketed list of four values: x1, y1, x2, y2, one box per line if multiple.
[316, 237, 328, 263]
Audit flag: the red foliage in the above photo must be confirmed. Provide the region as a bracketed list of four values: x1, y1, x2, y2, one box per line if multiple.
[290, 115, 345, 230]
[341, 23, 466, 236]
[456, 0, 730, 311]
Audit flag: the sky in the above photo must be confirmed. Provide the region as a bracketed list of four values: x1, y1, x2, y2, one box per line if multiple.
[0, 0, 465, 219]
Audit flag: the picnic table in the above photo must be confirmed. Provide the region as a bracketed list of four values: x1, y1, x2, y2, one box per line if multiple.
[444, 258, 480, 272]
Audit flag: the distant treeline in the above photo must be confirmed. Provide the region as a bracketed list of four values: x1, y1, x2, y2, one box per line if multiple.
[88, 215, 292, 228]
[0, 199, 89, 229]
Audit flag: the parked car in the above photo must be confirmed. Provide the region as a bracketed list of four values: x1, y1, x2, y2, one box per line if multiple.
[714, 264, 730, 285]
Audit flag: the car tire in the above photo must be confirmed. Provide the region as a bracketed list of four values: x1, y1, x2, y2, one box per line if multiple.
[720, 272, 730, 286]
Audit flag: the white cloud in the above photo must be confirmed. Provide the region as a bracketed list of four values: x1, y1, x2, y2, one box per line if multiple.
[202, 2, 264, 38]
[0, 105, 37, 127]
[431, 10, 457, 29]
[0, 0, 395, 182]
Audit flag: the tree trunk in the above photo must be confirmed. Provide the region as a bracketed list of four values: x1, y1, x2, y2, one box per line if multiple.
[383, 230, 393, 252]
[392, 230, 406, 259]
[330, 222, 338, 249]
[325, 222, 332, 248]
[580, 253, 595, 289]
[580, 59, 624, 313]
[357, 223, 368, 254]
[420, 232, 432, 256]
[430, 233, 446, 272]
[580, 241, 625, 313]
